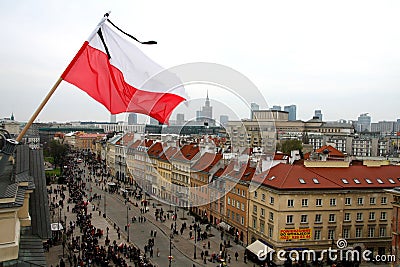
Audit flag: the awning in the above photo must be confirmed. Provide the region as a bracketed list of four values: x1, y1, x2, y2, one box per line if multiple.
[50, 222, 63, 231]
[217, 221, 232, 231]
[246, 240, 273, 256]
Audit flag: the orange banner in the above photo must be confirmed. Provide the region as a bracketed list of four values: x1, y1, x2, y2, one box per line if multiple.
[280, 228, 311, 240]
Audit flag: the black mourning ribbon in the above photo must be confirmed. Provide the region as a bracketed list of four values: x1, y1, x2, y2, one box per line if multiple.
[97, 18, 157, 60]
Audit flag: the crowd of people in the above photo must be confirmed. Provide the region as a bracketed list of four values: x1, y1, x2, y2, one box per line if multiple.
[47, 152, 157, 267]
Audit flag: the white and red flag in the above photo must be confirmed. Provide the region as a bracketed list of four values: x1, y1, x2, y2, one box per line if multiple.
[61, 16, 187, 124]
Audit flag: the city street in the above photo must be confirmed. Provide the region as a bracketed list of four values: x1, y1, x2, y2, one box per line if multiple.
[87, 178, 250, 267]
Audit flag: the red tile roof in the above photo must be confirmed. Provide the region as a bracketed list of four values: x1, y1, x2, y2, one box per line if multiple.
[192, 152, 223, 173]
[253, 163, 400, 190]
[315, 145, 345, 158]
[117, 133, 135, 145]
[129, 140, 141, 149]
[78, 133, 106, 139]
[159, 146, 178, 162]
[172, 144, 200, 161]
[147, 142, 163, 158]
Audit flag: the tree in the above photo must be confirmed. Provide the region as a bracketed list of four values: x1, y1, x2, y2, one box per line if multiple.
[278, 139, 303, 155]
[45, 140, 69, 171]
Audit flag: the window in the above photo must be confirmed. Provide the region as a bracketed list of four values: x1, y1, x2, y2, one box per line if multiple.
[261, 208, 265, 217]
[345, 197, 352, 205]
[270, 197, 274, 205]
[344, 213, 350, 222]
[329, 214, 336, 222]
[369, 212, 375, 221]
[299, 178, 306, 184]
[302, 199, 308, 207]
[241, 216, 244, 225]
[286, 215, 293, 224]
[288, 199, 294, 207]
[330, 198, 336, 206]
[381, 197, 387, 204]
[315, 214, 322, 223]
[343, 228, 350, 239]
[241, 203, 245, 211]
[365, 178, 372, 184]
[269, 212, 274, 222]
[357, 197, 364, 205]
[368, 227, 375, 238]
[328, 229, 335, 240]
[369, 197, 376, 205]
[227, 197, 231, 205]
[356, 227, 362, 238]
[253, 218, 257, 228]
[253, 205, 257, 214]
[242, 190, 245, 197]
[377, 178, 384, 184]
[260, 221, 265, 234]
[316, 198, 322, 206]
[261, 193, 266, 202]
[236, 201, 240, 209]
[313, 178, 320, 184]
[227, 209, 230, 218]
[354, 178, 361, 184]
[379, 227, 386, 237]
[254, 191, 258, 199]
[356, 212, 363, 221]
[268, 226, 273, 238]
[380, 212, 387, 220]
[342, 178, 349, 184]
[314, 229, 321, 240]
[301, 215, 308, 223]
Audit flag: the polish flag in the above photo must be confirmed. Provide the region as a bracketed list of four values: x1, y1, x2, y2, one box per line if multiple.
[61, 21, 187, 124]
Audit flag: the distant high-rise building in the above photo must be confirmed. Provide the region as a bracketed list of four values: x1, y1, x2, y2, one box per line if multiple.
[176, 113, 185, 125]
[270, 105, 281, 111]
[219, 115, 229, 126]
[314, 110, 323, 121]
[127, 113, 138, 125]
[196, 91, 214, 125]
[284, 105, 297, 121]
[201, 91, 213, 119]
[196, 110, 202, 122]
[357, 113, 371, 132]
[110, 114, 116, 123]
[250, 102, 260, 118]
[149, 117, 159, 125]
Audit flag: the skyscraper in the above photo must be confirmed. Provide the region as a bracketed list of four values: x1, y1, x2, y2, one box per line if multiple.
[219, 115, 229, 126]
[176, 113, 185, 125]
[201, 91, 213, 120]
[250, 102, 260, 119]
[110, 114, 116, 123]
[314, 110, 323, 121]
[357, 113, 371, 132]
[127, 113, 138, 125]
[270, 105, 282, 111]
[284, 105, 297, 121]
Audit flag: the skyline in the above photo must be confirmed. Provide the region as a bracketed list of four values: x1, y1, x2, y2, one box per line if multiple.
[1, 1, 400, 123]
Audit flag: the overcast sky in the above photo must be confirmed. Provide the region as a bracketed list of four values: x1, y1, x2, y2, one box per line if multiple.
[1, 0, 400, 124]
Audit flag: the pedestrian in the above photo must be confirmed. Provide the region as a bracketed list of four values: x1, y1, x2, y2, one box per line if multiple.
[154, 230, 157, 237]
[59, 258, 65, 267]
[201, 250, 204, 260]
[208, 240, 210, 249]
[118, 232, 121, 239]
[157, 247, 160, 257]
[228, 254, 231, 263]
[235, 251, 239, 261]
[244, 252, 247, 263]
[151, 230, 153, 237]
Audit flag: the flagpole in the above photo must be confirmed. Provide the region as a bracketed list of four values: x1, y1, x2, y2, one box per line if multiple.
[16, 77, 63, 142]
[15, 12, 111, 143]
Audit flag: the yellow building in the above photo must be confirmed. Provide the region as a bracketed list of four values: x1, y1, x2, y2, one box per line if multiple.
[248, 162, 399, 262]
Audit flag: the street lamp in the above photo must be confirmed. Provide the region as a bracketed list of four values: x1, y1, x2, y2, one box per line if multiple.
[194, 223, 197, 259]
[169, 233, 173, 267]
[126, 204, 130, 243]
